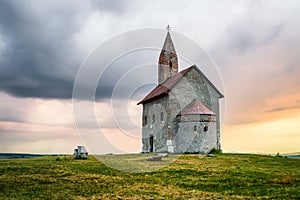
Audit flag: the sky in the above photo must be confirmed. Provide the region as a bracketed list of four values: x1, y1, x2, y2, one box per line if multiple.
[0, 0, 300, 154]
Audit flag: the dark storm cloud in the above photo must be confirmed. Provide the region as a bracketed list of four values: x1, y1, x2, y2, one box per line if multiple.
[0, 0, 128, 99]
[0, 0, 79, 98]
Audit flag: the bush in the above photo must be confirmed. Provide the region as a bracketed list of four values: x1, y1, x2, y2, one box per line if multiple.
[55, 156, 66, 161]
[276, 152, 282, 158]
[209, 147, 222, 154]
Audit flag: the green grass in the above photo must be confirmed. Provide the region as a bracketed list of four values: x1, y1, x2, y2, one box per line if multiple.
[0, 154, 299, 199]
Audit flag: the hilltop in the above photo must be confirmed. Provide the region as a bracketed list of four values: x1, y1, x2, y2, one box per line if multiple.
[0, 153, 299, 199]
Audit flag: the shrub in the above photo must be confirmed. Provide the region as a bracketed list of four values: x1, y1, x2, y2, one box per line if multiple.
[55, 157, 65, 161]
[209, 147, 222, 154]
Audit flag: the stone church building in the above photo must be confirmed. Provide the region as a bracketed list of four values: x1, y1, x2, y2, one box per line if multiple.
[138, 31, 224, 154]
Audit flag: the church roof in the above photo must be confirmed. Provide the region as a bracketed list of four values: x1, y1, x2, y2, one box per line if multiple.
[179, 99, 215, 115]
[137, 67, 190, 105]
[137, 65, 224, 105]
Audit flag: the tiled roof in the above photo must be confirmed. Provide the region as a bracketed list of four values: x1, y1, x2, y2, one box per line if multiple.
[137, 65, 224, 105]
[179, 99, 215, 115]
[137, 66, 191, 105]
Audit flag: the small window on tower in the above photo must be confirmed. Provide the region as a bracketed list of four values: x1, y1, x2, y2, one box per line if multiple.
[144, 116, 147, 126]
[194, 125, 197, 132]
[204, 125, 208, 132]
[160, 112, 164, 122]
[152, 115, 155, 123]
[169, 61, 172, 72]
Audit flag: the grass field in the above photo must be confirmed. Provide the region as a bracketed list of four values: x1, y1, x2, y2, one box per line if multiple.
[0, 153, 299, 199]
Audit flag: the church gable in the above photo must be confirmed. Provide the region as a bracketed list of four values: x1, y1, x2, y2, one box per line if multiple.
[181, 65, 224, 100]
[137, 65, 223, 105]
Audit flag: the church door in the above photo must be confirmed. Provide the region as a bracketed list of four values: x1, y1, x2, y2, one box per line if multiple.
[149, 135, 154, 152]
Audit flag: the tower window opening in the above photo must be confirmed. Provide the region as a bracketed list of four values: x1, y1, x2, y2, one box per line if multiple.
[152, 115, 155, 123]
[160, 112, 164, 122]
[169, 61, 172, 73]
[204, 125, 208, 132]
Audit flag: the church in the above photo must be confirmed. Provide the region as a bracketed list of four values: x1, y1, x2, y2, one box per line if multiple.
[138, 30, 224, 154]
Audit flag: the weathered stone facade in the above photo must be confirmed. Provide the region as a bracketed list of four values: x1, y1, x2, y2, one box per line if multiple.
[138, 31, 224, 154]
[177, 113, 217, 153]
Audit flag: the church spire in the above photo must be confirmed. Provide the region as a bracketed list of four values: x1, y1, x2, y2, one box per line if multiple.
[158, 28, 178, 84]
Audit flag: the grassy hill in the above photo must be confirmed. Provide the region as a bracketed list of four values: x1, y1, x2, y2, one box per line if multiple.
[0, 153, 299, 199]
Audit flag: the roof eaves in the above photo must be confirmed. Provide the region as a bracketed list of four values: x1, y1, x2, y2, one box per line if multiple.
[137, 92, 168, 105]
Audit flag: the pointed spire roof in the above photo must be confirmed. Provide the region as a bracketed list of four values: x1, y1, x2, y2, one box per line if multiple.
[161, 32, 176, 55]
[158, 31, 179, 83]
[179, 99, 215, 115]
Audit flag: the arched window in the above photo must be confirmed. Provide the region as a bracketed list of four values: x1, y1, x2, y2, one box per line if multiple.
[152, 115, 155, 123]
[144, 116, 147, 126]
[169, 61, 172, 72]
[194, 125, 197, 132]
[204, 125, 208, 132]
[160, 112, 164, 122]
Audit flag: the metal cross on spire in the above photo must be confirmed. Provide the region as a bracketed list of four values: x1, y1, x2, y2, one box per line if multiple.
[166, 25, 171, 32]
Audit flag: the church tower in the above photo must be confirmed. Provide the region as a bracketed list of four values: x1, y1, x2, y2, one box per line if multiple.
[158, 29, 178, 84]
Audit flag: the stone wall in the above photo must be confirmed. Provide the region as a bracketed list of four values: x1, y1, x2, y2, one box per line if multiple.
[177, 114, 217, 153]
[142, 96, 169, 152]
[167, 67, 220, 152]
[183, 67, 221, 150]
[141, 66, 222, 153]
